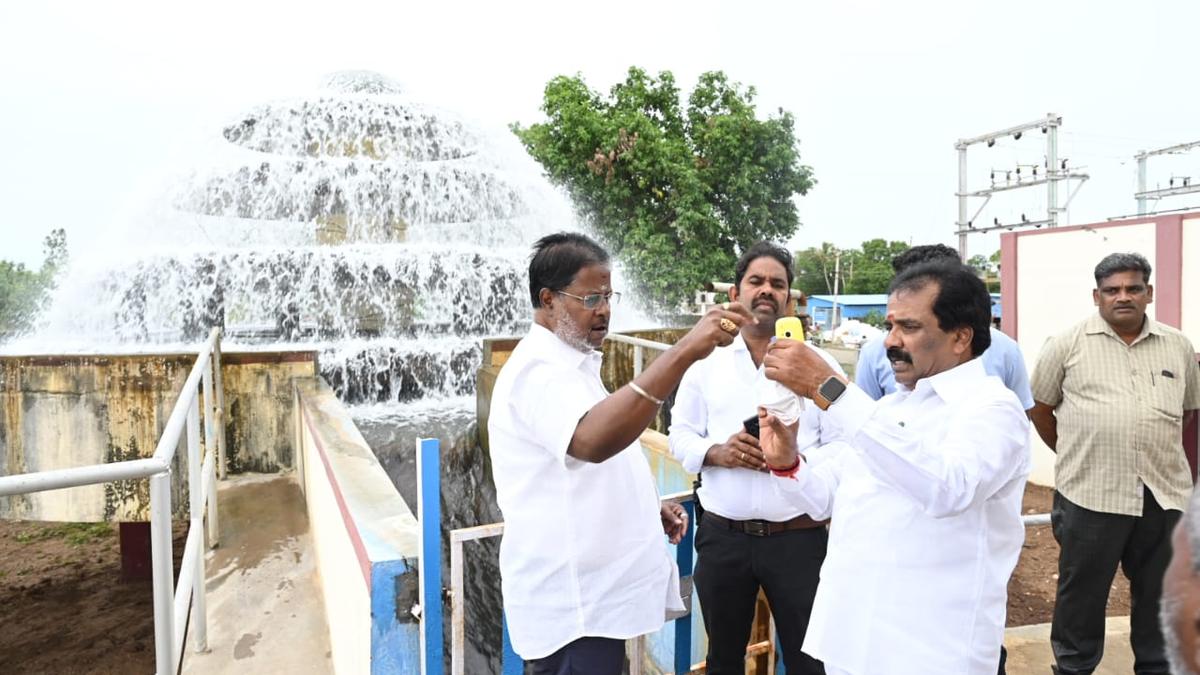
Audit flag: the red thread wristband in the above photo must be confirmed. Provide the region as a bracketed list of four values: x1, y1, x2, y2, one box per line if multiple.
[769, 457, 801, 478]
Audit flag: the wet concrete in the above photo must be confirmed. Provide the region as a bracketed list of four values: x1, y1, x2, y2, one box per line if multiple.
[1004, 616, 1133, 674]
[182, 472, 331, 675]
[0, 351, 315, 522]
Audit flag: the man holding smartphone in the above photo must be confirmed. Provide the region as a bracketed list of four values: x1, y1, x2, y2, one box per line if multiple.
[669, 242, 844, 674]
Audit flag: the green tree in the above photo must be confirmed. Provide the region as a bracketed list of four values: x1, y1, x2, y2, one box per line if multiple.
[512, 68, 815, 313]
[0, 229, 68, 339]
[842, 239, 910, 294]
[967, 250, 1001, 292]
[792, 242, 842, 297]
[793, 239, 909, 297]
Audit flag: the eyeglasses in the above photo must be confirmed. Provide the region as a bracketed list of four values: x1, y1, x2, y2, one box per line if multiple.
[556, 290, 622, 310]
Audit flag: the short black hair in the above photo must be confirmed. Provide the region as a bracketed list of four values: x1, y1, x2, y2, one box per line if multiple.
[1094, 252, 1152, 286]
[528, 232, 610, 308]
[889, 261, 993, 357]
[891, 244, 960, 274]
[734, 241, 794, 288]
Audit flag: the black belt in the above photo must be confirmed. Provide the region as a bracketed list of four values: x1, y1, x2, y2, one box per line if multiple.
[703, 511, 828, 537]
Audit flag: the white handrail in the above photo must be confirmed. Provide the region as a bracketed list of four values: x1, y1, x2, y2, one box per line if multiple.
[0, 327, 225, 675]
[0, 457, 168, 497]
[604, 333, 672, 378]
[604, 333, 672, 352]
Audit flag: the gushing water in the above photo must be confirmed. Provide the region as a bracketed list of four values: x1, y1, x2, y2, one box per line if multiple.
[6, 72, 649, 674]
[10, 71, 591, 404]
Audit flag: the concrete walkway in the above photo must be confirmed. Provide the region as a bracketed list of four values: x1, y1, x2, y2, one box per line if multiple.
[1005, 616, 1133, 674]
[182, 473, 332, 674]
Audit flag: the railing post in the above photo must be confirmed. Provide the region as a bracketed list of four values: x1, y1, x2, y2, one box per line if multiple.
[206, 459, 219, 550]
[202, 351, 220, 550]
[417, 438, 444, 675]
[673, 499, 696, 675]
[449, 537, 465, 675]
[633, 344, 644, 378]
[212, 332, 228, 480]
[188, 395, 208, 653]
[150, 471, 175, 675]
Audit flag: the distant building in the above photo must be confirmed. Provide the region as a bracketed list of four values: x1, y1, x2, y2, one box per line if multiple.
[808, 293, 1004, 330]
[807, 294, 887, 330]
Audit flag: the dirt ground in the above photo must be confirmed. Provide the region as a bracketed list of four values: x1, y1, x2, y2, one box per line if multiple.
[1008, 484, 1131, 626]
[0, 520, 185, 675]
[0, 485, 1137, 672]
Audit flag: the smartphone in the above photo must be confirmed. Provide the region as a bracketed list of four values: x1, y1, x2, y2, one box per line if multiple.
[742, 414, 760, 439]
[775, 316, 805, 340]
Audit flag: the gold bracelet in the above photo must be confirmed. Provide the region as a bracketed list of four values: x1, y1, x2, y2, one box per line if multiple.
[628, 382, 664, 406]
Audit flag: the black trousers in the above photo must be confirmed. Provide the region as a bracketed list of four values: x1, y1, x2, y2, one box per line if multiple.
[692, 514, 827, 674]
[528, 636, 624, 675]
[1049, 488, 1180, 675]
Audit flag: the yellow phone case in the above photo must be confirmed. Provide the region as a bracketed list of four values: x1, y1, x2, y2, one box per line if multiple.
[775, 316, 805, 340]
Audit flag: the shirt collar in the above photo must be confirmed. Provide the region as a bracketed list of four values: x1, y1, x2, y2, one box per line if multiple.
[732, 333, 750, 353]
[525, 322, 601, 369]
[1083, 313, 1163, 340]
[913, 356, 987, 401]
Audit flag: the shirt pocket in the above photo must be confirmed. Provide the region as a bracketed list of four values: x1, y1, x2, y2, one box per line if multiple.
[1150, 368, 1185, 420]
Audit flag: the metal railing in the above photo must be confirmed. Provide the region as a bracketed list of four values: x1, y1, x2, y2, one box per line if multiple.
[0, 327, 226, 675]
[604, 333, 672, 378]
[444, 488, 710, 675]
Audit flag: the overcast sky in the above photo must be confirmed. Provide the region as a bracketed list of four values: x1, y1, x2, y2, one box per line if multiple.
[2, 0, 1198, 268]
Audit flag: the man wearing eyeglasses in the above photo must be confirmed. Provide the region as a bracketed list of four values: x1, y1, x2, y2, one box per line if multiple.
[488, 232, 755, 675]
[669, 241, 840, 674]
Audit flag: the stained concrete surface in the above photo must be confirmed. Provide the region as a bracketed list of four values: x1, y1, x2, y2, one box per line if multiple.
[182, 472, 331, 674]
[1005, 616, 1133, 674]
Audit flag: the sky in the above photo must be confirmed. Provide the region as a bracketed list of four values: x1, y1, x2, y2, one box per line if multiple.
[2, 0, 1199, 268]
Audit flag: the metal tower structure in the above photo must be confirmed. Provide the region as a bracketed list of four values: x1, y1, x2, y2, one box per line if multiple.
[1135, 140, 1200, 215]
[954, 112, 1089, 258]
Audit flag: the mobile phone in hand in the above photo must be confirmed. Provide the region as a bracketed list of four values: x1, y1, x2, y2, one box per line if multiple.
[742, 414, 760, 439]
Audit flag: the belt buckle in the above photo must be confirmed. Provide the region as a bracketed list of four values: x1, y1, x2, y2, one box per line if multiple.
[744, 520, 768, 537]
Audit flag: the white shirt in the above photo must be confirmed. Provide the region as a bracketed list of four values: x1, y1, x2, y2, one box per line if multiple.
[487, 324, 682, 659]
[773, 357, 1031, 675]
[668, 333, 846, 521]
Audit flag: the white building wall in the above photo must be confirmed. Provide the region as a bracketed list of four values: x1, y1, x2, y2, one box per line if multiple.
[1015, 223, 1158, 486]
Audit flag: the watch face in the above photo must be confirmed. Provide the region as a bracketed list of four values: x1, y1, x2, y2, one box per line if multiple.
[819, 377, 847, 403]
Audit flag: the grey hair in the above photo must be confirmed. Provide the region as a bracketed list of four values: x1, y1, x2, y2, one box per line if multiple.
[1189, 487, 1200, 573]
[1093, 252, 1152, 286]
[1161, 488, 1200, 674]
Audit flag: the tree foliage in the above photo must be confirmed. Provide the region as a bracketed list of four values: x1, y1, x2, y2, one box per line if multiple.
[0, 229, 68, 339]
[513, 67, 815, 313]
[793, 239, 910, 297]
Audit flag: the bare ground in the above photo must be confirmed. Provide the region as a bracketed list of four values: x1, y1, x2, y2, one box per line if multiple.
[0, 520, 185, 675]
[1007, 484, 1131, 626]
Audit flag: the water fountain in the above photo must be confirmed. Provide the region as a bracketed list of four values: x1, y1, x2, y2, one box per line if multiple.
[10, 70, 599, 673]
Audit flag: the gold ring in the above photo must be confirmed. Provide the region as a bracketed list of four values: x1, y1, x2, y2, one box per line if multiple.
[719, 318, 737, 334]
[739, 451, 744, 461]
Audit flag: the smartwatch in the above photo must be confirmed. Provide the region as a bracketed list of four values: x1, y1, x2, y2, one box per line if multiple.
[813, 376, 847, 411]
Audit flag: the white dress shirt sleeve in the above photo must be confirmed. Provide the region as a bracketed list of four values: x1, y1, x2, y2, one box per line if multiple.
[668, 367, 714, 474]
[513, 361, 598, 465]
[829, 386, 1028, 518]
[769, 441, 852, 520]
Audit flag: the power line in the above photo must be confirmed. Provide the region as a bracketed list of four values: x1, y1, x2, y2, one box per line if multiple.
[954, 113, 1089, 257]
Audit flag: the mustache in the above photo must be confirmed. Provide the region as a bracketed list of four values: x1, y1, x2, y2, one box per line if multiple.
[886, 346, 913, 365]
[752, 297, 778, 308]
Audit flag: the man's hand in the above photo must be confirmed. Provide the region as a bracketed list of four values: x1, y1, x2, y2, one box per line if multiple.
[763, 338, 837, 400]
[704, 431, 768, 471]
[676, 303, 757, 362]
[758, 406, 800, 470]
[661, 501, 688, 545]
